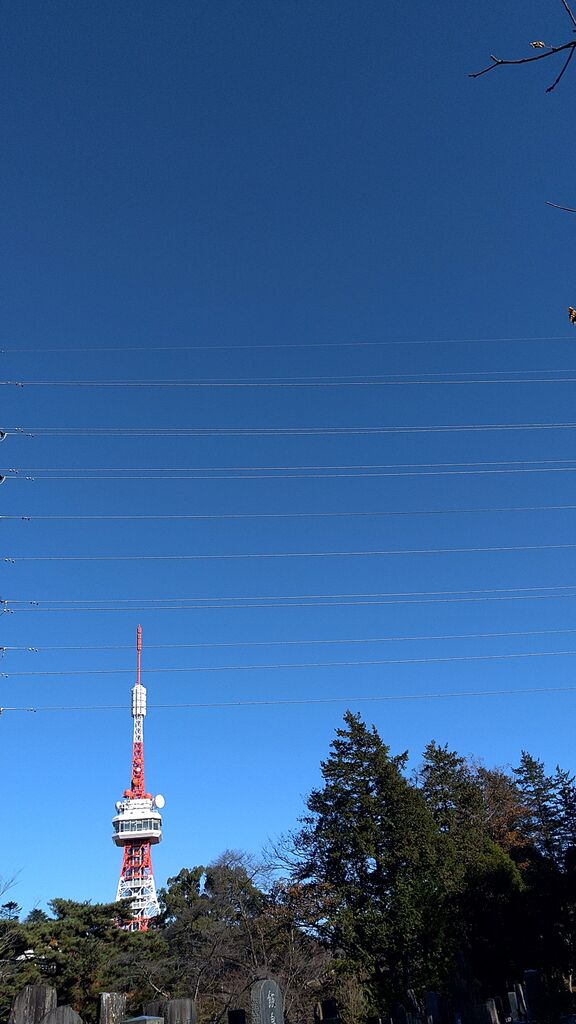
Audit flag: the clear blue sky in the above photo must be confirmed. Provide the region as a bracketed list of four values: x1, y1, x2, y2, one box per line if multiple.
[2, 0, 576, 914]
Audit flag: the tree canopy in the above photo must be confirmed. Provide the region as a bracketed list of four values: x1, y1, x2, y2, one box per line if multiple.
[3, 714, 576, 1024]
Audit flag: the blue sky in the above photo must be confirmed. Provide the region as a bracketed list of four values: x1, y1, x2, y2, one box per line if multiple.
[3, 0, 576, 914]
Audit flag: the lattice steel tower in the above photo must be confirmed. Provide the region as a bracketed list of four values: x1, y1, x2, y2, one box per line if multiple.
[112, 625, 164, 931]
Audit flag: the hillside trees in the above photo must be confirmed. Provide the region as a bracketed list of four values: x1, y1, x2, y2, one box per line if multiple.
[289, 713, 451, 1012]
[286, 717, 537, 1016]
[155, 719, 576, 1022]
[0, 898, 149, 1023]
[3, 717, 576, 1023]
[509, 755, 576, 989]
[418, 743, 523, 996]
[158, 854, 329, 1022]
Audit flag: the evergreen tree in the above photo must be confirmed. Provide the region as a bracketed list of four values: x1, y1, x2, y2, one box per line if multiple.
[291, 712, 448, 1012]
[507, 755, 576, 988]
[418, 744, 523, 995]
[0, 898, 166, 1023]
[25, 909, 50, 925]
[0, 902, 21, 922]
[514, 752, 562, 866]
[419, 743, 485, 835]
[552, 766, 576, 860]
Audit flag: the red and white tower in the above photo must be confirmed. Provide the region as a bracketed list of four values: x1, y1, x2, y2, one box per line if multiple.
[112, 625, 164, 931]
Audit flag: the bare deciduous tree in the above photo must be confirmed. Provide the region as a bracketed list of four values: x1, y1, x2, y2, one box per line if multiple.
[470, 0, 576, 92]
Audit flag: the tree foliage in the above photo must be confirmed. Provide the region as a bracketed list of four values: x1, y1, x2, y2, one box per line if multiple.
[157, 852, 329, 1022]
[3, 716, 576, 1024]
[290, 714, 449, 1009]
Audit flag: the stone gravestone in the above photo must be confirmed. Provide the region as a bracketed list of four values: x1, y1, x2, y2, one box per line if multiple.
[9, 984, 57, 1024]
[39, 1007, 83, 1024]
[472, 1001, 499, 1024]
[315, 1000, 339, 1024]
[425, 993, 440, 1024]
[121, 1017, 163, 1024]
[494, 999, 506, 1024]
[514, 985, 528, 1019]
[523, 971, 545, 1022]
[163, 999, 196, 1024]
[251, 980, 284, 1024]
[99, 994, 127, 1024]
[508, 993, 520, 1022]
[142, 1004, 163, 1018]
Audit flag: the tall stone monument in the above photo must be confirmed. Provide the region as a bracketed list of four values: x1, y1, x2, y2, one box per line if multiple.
[99, 994, 127, 1024]
[251, 980, 284, 1024]
[8, 984, 57, 1024]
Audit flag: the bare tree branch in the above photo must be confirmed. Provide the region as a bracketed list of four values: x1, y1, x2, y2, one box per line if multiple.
[546, 40, 576, 89]
[560, 0, 576, 31]
[546, 201, 576, 213]
[469, 41, 576, 88]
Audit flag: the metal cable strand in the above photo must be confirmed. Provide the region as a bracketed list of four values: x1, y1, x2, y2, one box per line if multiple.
[3, 684, 576, 714]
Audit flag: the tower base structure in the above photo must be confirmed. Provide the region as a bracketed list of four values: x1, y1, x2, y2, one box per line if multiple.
[115, 844, 159, 930]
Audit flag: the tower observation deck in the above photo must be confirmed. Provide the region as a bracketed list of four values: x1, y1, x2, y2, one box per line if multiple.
[112, 625, 164, 931]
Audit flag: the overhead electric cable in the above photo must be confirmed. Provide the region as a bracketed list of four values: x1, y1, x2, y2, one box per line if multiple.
[9, 458, 576, 480]
[11, 458, 576, 471]
[12, 469, 576, 481]
[7, 369, 576, 381]
[5, 583, 576, 611]
[7, 596, 576, 611]
[8, 503, 576, 521]
[6, 583, 576, 601]
[9, 420, 576, 436]
[14, 584, 570, 602]
[7, 649, 576, 676]
[4, 626, 576, 652]
[0, 335, 572, 352]
[6, 372, 576, 388]
[3, 685, 576, 716]
[9, 541, 576, 562]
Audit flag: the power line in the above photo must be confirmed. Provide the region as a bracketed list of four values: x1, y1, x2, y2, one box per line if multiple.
[7, 455, 576, 481]
[11, 458, 576, 472]
[7, 504, 576, 521]
[4, 649, 576, 677]
[8, 420, 576, 436]
[8, 585, 569, 598]
[5, 503, 576, 522]
[15, 583, 568, 601]
[6, 372, 576, 388]
[5, 626, 576, 652]
[6, 583, 576, 601]
[3, 684, 576, 714]
[5, 583, 576, 611]
[4, 369, 576, 382]
[8, 541, 576, 562]
[12, 467, 576, 481]
[0, 335, 571, 353]
[7, 596, 576, 611]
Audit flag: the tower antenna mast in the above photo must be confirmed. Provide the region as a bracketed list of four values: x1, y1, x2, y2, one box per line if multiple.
[112, 626, 165, 931]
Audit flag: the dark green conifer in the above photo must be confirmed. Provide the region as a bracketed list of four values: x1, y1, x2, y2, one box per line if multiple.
[291, 711, 448, 1011]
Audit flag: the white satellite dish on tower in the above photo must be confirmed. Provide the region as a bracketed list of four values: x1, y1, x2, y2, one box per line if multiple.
[115, 801, 122, 811]
[154, 794, 165, 809]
